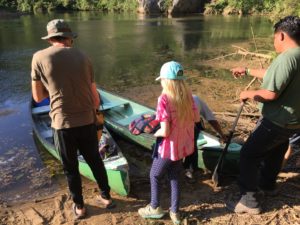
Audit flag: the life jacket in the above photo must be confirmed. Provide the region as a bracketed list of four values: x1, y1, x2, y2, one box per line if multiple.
[129, 114, 160, 135]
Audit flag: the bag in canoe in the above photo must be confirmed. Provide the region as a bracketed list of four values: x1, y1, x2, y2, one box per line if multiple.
[129, 114, 160, 135]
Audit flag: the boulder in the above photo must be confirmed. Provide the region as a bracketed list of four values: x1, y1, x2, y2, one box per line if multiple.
[169, 0, 203, 15]
[137, 0, 204, 15]
[137, 0, 161, 14]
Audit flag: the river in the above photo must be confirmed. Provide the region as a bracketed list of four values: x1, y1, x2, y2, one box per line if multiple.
[0, 12, 272, 203]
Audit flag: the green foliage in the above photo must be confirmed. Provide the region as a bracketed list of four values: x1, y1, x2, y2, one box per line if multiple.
[270, 0, 300, 22]
[17, 0, 32, 12]
[0, 0, 17, 9]
[97, 0, 138, 12]
[75, 0, 96, 10]
[160, 0, 172, 11]
[0, 0, 138, 12]
[205, 0, 300, 16]
[3, 0, 300, 16]
[58, 0, 76, 9]
[205, 0, 228, 14]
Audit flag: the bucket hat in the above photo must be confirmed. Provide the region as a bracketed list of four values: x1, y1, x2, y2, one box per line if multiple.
[41, 19, 77, 40]
[155, 61, 186, 81]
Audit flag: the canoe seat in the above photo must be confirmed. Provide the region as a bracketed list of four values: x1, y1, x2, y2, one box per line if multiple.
[41, 129, 53, 138]
[118, 112, 152, 126]
[101, 101, 129, 111]
[32, 105, 50, 115]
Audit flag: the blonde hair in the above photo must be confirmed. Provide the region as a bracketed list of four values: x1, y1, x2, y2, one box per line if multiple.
[161, 78, 194, 124]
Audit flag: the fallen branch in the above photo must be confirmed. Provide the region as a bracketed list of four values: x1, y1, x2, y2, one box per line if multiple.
[232, 45, 272, 59]
[245, 77, 258, 90]
[263, 211, 279, 225]
[214, 112, 260, 117]
[206, 52, 237, 61]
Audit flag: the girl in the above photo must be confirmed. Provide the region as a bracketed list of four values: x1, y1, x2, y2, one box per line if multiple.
[138, 61, 200, 224]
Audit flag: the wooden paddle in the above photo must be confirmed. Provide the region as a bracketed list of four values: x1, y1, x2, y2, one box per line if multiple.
[211, 102, 245, 187]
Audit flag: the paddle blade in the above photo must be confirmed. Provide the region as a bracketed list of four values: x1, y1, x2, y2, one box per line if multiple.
[211, 165, 219, 187]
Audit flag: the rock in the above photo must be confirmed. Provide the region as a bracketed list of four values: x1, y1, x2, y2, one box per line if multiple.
[169, 0, 203, 15]
[137, 0, 204, 15]
[137, 0, 161, 14]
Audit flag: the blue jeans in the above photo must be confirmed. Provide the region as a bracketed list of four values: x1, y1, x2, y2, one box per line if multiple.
[239, 117, 300, 193]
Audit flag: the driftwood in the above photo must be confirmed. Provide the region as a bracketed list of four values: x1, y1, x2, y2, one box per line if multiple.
[232, 45, 272, 59]
[206, 52, 237, 61]
[205, 45, 271, 62]
[263, 211, 279, 225]
[214, 111, 260, 117]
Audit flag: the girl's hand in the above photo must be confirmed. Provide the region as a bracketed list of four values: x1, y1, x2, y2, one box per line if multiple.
[154, 122, 170, 137]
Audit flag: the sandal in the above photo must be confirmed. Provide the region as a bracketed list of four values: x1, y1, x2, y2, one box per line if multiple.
[96, 195, 116, 209]
[72, 204, 87, 220]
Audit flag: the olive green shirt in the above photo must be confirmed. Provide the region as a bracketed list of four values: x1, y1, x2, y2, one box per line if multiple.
[31, 46, 96, 129]
[260, 47, 300, 127]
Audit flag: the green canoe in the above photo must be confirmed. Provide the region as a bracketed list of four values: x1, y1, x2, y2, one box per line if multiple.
[99, 89, 242, 175]
[30, 100, 130, 196]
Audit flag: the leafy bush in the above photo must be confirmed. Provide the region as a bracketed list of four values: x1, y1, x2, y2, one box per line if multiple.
[97, 0, 137, 12]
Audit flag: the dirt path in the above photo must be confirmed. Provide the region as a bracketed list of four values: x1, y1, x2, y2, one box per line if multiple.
[1, 171, 300, 225]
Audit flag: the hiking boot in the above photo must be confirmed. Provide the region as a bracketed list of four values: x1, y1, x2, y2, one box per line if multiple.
[226, 192, 261, 215]
[138, 204, 165, 219]
[170, 211, 181, 225]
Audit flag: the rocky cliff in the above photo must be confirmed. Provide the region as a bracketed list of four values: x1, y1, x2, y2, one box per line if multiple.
[137, 0, 205, 15]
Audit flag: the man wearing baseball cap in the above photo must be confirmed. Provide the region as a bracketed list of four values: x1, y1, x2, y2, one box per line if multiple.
[31, 19, 114, 219]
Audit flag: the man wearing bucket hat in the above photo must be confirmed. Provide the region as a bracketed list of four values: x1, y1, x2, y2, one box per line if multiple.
[31, 19, 114, 219]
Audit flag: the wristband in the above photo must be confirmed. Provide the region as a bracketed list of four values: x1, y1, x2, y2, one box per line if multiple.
[245, 67, 250, 76]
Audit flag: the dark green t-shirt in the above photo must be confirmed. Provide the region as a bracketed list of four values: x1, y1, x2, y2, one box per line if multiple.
[260, 47, 300, 127]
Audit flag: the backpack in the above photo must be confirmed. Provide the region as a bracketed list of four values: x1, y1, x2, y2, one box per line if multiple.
[129, 114, 160, 135]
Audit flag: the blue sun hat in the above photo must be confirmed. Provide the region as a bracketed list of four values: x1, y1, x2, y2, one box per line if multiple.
[155, 61, 186, 81]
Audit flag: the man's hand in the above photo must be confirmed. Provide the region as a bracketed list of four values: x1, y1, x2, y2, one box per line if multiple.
[240, 91, 250, 101]
[231, 67, 247, 78]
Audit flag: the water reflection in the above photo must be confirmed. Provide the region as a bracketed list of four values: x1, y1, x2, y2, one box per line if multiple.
[0, 102, 58, 203]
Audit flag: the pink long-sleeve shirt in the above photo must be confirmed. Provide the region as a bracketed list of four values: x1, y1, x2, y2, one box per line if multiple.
[156, 94, 200, 161]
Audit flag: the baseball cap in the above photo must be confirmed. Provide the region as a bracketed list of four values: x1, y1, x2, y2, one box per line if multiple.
[155, 61, 186, 81]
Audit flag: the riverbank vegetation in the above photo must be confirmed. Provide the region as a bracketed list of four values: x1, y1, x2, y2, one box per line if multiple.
[205, 0, 300, 21]
[1, 0, 300, 20]
[0, 0, 138, 13]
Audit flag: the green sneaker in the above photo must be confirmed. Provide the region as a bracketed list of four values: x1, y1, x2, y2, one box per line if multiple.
[138, 204, 165, 219]
[170, 211, 181, 225]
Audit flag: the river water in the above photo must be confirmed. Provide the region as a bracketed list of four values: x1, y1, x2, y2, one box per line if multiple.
[0, 12, 272, 203]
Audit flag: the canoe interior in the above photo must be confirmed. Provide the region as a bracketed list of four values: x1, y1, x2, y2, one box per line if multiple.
[99, 89, 242, 175]
[30, 101, 130, 196]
